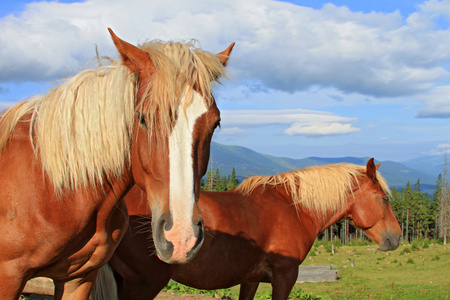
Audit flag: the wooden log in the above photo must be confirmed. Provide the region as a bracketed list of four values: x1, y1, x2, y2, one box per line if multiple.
[23, 277, 54, 296]
[296, 265, 339, 282]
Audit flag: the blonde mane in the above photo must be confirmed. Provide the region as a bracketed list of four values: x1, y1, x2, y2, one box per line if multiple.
[235, 163, 390, 214]
[0, 40, 226, 191]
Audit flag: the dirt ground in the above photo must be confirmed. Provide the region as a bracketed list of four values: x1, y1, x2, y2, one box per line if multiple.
[22, 292, 222, 300]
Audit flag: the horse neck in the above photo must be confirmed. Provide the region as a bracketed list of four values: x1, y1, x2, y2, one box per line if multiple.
[316, 205, 351, 234]
[281, 186, 352, 237]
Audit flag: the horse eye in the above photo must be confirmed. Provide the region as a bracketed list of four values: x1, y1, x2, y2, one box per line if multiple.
[382, 196, 389, 203]
[138, 114, 147, 129]
[214, 121, 221, 131]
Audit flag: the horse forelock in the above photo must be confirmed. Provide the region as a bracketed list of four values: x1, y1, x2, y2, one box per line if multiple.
[137, 40, 227, 138]
[236, 163, 390, 214]
[0, 39, 227, 192]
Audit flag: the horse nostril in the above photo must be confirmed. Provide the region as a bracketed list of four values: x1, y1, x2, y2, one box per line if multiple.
[153, 214, 174, 262]
[196, 220, 204, 240]
[160, 215, 173, 232]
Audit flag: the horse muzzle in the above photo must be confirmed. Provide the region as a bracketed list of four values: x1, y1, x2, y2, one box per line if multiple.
[378, 231, 402, 251]
[153, 213, 204, 263]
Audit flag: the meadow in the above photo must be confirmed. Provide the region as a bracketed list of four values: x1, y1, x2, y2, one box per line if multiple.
[163, 239, 450, 300]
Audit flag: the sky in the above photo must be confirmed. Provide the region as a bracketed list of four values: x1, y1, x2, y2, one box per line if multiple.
[0, 0, 449, 162]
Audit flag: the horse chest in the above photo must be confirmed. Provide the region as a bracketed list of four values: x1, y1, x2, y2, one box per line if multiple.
[37, 198, 128, 279]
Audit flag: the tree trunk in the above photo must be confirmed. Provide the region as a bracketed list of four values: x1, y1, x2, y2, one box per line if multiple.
[444, 227, 448, 245]
[406, 209, 409, 243]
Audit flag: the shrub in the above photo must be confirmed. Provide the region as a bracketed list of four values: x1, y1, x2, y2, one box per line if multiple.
[163, 282, 235, 299]
[400, 247, 412, 255]
[347, 240, 375, 247]
[411, 241, 421, 251]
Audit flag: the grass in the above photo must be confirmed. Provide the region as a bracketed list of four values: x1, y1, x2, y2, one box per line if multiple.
[163, 240, 450, 299]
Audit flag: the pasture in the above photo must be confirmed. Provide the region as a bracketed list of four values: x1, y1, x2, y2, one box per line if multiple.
[162, 240, 449, 300]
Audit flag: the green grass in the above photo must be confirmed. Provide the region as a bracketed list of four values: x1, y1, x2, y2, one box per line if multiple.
[163, 241, 449, 299]
[286, 241, 450, 300]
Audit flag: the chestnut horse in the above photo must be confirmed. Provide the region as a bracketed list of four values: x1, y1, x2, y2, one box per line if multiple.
[93, 158, 402, 300]
[0, 28, 234, 299]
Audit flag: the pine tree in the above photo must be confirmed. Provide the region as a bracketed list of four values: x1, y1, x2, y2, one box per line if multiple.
[226, 167, 239, 190]
[213, 169, 221, 191]
[411, 179, 424, 240]
[203, 168, 214, 191]
[421, 192, 433, 239]
[402, 181, 413, 242]
[432, 174, 443, 239]
[390, 186, 402, 221]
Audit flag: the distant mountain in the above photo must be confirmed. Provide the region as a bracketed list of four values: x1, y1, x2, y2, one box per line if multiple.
[402, 155, 446, 178]
[207, 142, 438, 191]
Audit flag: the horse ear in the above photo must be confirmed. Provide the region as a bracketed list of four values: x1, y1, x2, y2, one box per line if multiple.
[375, 163, 381, 170]
[108, 28, 153, 75]
[216, 42, 235, 66]
[366, 158, 377, 182]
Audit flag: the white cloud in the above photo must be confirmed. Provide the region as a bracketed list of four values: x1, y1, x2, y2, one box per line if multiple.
[284, 122, 360, 137]
[220, 108, 360, 137]
[217, 127, 250, 136]
[221, 108, 356, 124]
[416, 85, 450, 118]
[428, 143, 450, 155]
[0, 0, 450, 100]
[417, 85, 450, 118]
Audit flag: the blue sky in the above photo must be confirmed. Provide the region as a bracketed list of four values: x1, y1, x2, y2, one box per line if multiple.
[0, 0, 449, 161]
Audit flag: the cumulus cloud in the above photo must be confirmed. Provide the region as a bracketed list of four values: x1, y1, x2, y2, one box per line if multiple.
[1, 0, 450, 100]
[220, 108, 359, 137]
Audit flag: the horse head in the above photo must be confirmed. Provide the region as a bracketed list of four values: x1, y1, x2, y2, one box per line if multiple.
[349, 158, 402, 251]
[109, 29, 234, 263]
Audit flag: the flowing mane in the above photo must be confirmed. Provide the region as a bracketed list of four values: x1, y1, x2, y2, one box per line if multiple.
[0, 40, 227, 191]
[235, 163, 390, 214]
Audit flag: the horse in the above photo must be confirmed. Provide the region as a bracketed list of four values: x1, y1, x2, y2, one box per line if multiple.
[0, 28, 234, 299]
[92, 158, 402, 300]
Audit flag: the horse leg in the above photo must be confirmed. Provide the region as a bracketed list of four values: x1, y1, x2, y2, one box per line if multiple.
[271, 266, 298, 300]
[239, 283, 259, 300]
[0, 270, 26, 300]
[54, 269, 99, 300]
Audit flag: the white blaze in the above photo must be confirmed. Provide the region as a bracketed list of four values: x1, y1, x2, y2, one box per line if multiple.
[168, 90, 207, 239]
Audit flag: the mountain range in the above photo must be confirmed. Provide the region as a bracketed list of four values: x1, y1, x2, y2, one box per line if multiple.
[207, 142, 444, 194]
